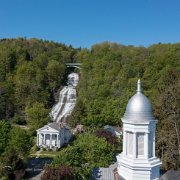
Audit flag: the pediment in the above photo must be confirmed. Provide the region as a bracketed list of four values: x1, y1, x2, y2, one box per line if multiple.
[37, 125, 59, 133]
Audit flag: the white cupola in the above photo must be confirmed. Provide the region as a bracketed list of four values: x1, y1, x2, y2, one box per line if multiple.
[116, 80, 162, 180]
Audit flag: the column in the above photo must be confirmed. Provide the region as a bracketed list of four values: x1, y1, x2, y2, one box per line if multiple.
[153, 131, 155, 157]
[37, 133, 39, 146]
[56, 133, 59, 148]
[123, 130, 127, 155]
[40, 134, 42, 145]
[50, 134, 52, 149]
[43, 133, 46, 145]
[144, 133, 149, 158]
[62, 129, 64, 144]
[59, 132, 61, 147]
[40, 134, 43, 145]
[133, 133, 137, 158]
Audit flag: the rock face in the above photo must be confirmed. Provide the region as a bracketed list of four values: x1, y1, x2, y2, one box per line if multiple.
[50, 73, 79, 123]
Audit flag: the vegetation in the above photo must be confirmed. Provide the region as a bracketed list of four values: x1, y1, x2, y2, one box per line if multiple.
[42, 166, 74, 180]
[0, 121, 11, 155]
[0, 38, 179, 178]
[69, 42, 180, 170]
[95, 129, 120, 148]
[156, 69, 180, 170]
[0, 121, 32, 179]
[0, 38, 79, 123]
[25, 102, 50, 133]
[0, 148, 25, 179]
[53, 132, 114, 179]
[0, 38, 79, 179]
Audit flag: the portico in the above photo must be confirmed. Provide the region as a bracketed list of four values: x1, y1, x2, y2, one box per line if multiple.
[37, 133, 61, 149]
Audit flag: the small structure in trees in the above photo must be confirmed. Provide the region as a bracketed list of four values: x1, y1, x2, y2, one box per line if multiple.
[36, 122, 72, 149]
[104, 125, 122, 138]
[73, 124, 84, 134]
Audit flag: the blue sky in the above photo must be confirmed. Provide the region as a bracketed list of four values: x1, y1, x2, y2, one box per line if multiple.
[0, 0, 180, 48]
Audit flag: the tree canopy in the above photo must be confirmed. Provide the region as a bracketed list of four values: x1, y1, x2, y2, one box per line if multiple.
[0, 38, 179, 173]
[53, 133, 114, 179]
[0, 38, 79, 124]
[69, 42, 180, 170]
[0, 38, 79, 179]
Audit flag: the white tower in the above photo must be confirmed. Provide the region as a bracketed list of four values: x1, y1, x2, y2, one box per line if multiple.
[117, 80, 161, 180]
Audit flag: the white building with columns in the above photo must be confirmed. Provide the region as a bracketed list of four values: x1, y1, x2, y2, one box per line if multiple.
[36, 122, 72, 149]
[117, 80, 162, 180]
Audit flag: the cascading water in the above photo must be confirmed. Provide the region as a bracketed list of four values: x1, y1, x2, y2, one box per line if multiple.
[50, 72, 79, 123]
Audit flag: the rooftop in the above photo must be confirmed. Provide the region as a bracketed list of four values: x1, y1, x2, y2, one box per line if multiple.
[160, 170, 180, 180]
[91, 163, 117, 180]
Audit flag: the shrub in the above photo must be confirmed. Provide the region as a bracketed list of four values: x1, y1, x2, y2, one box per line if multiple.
[95, 129, 118, 148]
[41, 165, 74, 180]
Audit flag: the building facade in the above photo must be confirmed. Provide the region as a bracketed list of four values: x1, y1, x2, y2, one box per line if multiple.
[36, 122, 72, 149]
[117, 80, 162, 180]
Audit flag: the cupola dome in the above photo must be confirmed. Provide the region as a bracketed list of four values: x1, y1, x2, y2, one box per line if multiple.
[123, 79, 155, 123]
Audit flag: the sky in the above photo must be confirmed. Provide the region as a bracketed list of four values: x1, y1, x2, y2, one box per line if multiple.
[0, 0, 180, 48]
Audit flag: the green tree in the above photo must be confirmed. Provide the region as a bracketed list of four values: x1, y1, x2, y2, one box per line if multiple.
[9, 127, 32, 157]
[0, 38, 77, 123]
[53, 133, 114, 179]
[41, 166, 74, 180]
[46, 60, 65, 89]
[156, 68, 180, 170]
[25, 102, 50, 131]
[0, 147, 24, 179]
[0, 121, 11, 156]
[68, 99, 86, 127]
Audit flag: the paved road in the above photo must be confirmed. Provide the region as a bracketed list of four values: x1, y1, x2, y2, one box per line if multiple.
[26, 157, 53, 180]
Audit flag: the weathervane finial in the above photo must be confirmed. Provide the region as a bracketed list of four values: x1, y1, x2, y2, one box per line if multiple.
[137, 79, 141, 93]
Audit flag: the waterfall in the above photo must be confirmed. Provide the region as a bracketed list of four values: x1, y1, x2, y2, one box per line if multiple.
[50, 73, 79, 123]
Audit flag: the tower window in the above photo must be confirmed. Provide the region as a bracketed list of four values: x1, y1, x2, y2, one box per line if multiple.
[148, 132, 153, 158]
[127, 132, 133, 155]
[137, 133, 144, 156]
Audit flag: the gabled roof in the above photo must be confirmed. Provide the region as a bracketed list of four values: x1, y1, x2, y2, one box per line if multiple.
[48, 122, 61, 131]
[37, 122, 61, 132]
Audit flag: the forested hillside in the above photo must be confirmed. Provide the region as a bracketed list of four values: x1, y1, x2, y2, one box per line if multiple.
[0, 38, 79, 179]
[69, 42, 180, 170]
[0, 39, 179, 177]
[0, 38, 79, 128]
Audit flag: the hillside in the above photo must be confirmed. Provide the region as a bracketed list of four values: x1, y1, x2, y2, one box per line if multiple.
[0, 38, 79, 128]
[0, 39, 179, 177]
[69, 42, 180, 170]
